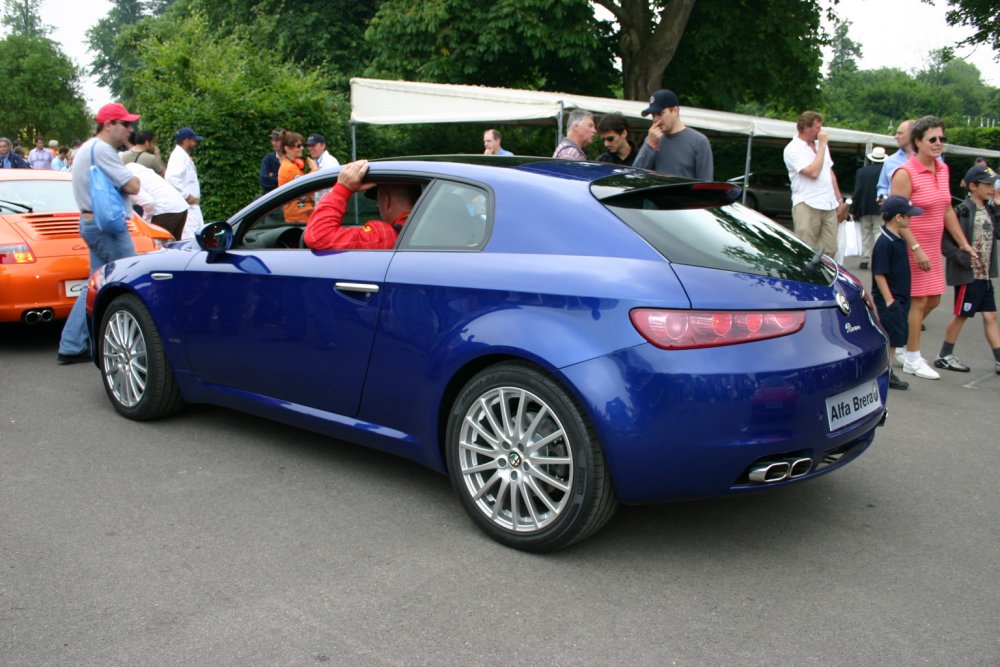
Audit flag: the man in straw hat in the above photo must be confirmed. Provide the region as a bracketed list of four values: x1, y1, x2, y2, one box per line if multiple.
[851, 145, 888, 269]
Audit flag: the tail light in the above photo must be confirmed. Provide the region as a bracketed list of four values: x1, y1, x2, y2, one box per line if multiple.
[630, 308, 806, 350]
[0, 243, 36, 264]
[85, 269, 104, 314]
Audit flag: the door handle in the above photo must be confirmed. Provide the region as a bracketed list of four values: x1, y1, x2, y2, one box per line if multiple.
[334, 281, 379, 295]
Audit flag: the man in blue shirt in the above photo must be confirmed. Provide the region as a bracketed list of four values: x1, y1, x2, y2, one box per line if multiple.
[876, 119, 914, 200]
[0, 137, 29, 168]
[483, 129, 513, 156]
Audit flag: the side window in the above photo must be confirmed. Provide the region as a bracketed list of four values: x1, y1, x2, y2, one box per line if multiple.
[237, 178, 340, 250]
[400, 180, 490, 250]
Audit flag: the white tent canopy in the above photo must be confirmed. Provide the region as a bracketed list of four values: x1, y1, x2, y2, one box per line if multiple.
[349, 77, 1000, 160]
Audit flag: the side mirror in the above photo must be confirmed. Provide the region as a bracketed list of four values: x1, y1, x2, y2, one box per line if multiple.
[196, 221, 233, 255]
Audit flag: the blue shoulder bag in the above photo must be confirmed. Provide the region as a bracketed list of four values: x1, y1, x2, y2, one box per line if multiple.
[88, 142, 129, 233]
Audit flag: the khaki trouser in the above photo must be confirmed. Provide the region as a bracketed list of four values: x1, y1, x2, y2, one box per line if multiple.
[792, 202, 838, 255]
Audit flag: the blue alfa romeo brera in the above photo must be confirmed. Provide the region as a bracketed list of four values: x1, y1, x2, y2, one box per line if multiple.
[86, 156, 889, 551]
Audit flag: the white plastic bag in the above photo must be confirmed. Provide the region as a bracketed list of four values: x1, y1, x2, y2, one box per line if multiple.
[843, 218, 863, 257]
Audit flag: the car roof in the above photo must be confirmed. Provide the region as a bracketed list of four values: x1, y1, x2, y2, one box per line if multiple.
[0, 169, 71, 182]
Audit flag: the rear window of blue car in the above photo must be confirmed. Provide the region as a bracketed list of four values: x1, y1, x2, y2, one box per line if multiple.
[595, 177, 834, 284]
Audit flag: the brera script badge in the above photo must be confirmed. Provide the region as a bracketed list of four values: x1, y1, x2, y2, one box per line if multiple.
[825, 380, 881, 431]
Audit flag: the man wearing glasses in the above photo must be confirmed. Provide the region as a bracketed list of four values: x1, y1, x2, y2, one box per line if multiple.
[633, 89, 713, 180]
[57, 102, 142, 364]
[595, 112, 636, 166]
[165, 127, 205, 239]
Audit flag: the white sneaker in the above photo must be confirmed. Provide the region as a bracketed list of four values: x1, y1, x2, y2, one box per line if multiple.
[902, 357, 940, 380]
[894, 349, 905, 367]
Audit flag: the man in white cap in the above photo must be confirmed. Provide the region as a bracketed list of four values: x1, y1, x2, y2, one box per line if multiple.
[851, 146, 888, 269]
[165, 127, 204, 238]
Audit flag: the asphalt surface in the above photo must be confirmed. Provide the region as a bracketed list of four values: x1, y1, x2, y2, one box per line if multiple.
[2, 259, 999, 666]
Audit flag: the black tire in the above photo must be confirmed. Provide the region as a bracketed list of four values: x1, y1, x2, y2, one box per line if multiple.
[744, 192, 760, 211]
[98, 294, 185, 421]
[446, 362, 618, 552]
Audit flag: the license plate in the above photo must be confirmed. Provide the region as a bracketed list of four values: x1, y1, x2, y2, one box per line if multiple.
[65, 279, 87, 298]
[826, 380, 882, 431]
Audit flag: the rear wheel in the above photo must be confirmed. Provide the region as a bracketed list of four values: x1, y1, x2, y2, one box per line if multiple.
[744, 192, 760, 211]
[446, 362, 618, 552]
[99, 294, 184, 420]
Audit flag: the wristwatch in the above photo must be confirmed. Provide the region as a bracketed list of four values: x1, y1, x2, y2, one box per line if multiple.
[911, 242, 921, 251]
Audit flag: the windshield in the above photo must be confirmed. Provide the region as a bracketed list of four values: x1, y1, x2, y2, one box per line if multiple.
[605, 202, 835, 284]
[0, 179, 77, 213]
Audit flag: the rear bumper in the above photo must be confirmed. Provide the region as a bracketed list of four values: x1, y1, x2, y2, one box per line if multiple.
[561, 315, 888, 504]
[0, 257, 87, 322]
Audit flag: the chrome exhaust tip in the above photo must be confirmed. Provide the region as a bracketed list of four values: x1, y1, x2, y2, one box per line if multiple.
[788, 457, 813, 478]
[39, 308, 54, 322]
[748, 461, 791, 483]
[22, 310, 40, 325]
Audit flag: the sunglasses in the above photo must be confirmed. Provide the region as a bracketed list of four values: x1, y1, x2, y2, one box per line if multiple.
[112, 121, 133, 128]
[926, 136, 946, 144]
[601, 135, 618, 144]
[293, 143, 304, 148]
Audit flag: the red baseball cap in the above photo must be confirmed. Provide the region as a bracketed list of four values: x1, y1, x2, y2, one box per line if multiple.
[95, 102, 141, 124]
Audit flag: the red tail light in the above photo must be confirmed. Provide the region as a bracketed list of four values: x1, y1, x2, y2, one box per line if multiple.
[630, 308, 806, 349]
[0, 243, 36, 264]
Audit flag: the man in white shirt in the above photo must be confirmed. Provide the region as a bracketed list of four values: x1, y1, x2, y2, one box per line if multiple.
[783, 110, 847, 254]
[125, 162, 188, 240]
[165, 127, 204, 239]
[305, 134, 340, 171]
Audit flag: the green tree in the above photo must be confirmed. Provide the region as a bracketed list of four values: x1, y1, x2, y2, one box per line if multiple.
[1, 0, 49, 37]
[594, 0, 696, 101]
[662, 0, 829, 112]
[945, 0, 1000, 56]
[86, 0, 173, 99]
[186, 0, 382, 86]
[364, 0, 616, 96]
[826, 19, 861, 78]
[128, 11, 339, 220]
[0, 34, 89, 143]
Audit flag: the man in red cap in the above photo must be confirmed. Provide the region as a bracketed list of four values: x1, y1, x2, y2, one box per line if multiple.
[57, 102, 142, 364]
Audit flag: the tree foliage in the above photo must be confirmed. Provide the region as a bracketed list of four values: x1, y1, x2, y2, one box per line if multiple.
[364, 0, 616, 96]
[128, 11, 339, 221]
[945, 0, 1000, 56]
[1, 0, 49, 37]
[86, 0, 173, 99]
[662, 0, 828, 112]
[0, 34, 89, 143]
[594, 0, 696, 101]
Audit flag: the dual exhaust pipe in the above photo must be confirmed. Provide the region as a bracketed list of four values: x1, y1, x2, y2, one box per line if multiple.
[22, 308, 54, 325]
[748, 457, 813, 483]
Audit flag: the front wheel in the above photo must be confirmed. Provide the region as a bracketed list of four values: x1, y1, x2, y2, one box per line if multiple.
[446, 362, 618, 552]
[99, 294, 184, 420]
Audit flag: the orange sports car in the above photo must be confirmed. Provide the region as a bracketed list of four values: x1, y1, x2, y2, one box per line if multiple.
[0, 168, 173, 324]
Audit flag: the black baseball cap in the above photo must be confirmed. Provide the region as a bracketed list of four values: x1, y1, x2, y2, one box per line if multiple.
[964, 164, 995, 185]
[641, 89, 680, 116]
[305, 134, 325, 146]
[881, 195, 924, 218]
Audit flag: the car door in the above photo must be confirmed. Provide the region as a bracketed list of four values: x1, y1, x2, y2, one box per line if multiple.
[181, 179, 392, 417]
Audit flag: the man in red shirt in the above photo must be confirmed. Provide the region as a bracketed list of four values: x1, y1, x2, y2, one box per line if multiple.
[304, 159, 418, 249]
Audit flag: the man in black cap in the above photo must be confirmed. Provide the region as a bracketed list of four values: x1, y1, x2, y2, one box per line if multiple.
[305, 134, 340, 171]
[633, 88, 713, 180]
[260, 129, 283, 194]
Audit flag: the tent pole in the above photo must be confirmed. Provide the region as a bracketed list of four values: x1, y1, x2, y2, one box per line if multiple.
[742, 132, 754, 203]
[350, 121, 357, 161]
[556, 102, 564, 149]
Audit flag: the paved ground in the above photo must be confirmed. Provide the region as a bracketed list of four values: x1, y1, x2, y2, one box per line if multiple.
[2, 259, 998, 666]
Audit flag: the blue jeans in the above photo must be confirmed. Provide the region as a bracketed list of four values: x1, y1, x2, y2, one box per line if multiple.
[58, 217, 136, 355]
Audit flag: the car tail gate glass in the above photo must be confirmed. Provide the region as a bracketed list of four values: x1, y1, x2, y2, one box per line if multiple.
[593, 176, 835, 284]
[630, 308, 805, 349]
